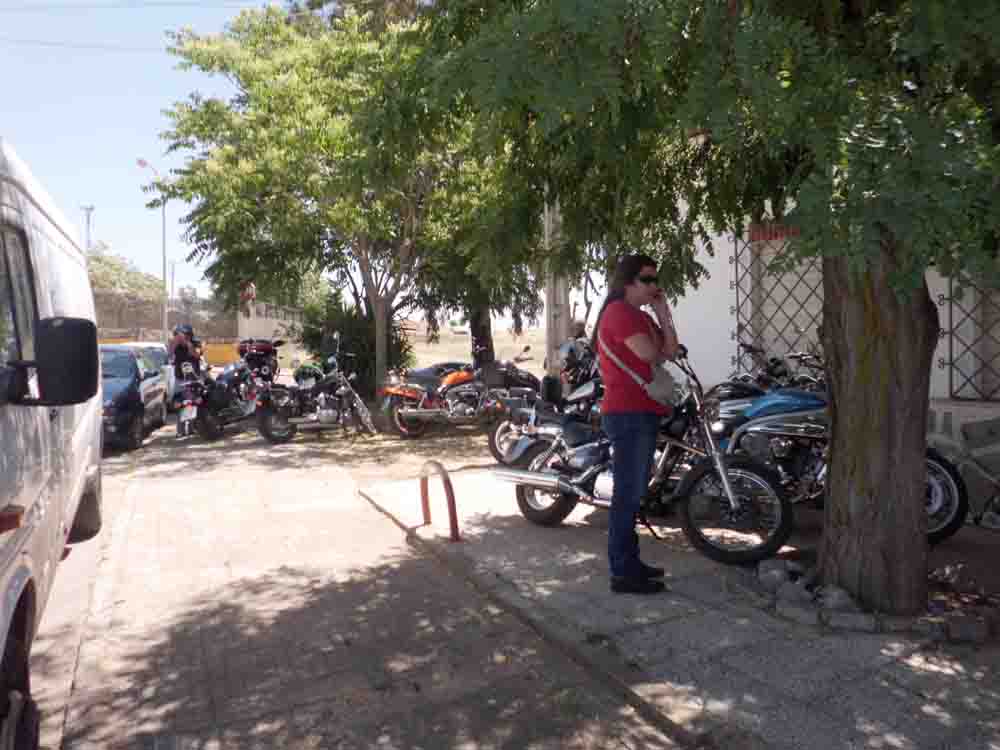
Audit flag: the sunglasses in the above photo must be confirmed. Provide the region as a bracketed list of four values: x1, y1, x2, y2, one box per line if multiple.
[636, 275, 659, 285]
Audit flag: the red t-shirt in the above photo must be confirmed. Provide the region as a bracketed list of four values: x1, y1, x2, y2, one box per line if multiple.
[597, 300, 671, 416]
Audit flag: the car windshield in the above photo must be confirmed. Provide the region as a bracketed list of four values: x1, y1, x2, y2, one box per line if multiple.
[142, 348, 167, 368]
[101, 350, 136, 379]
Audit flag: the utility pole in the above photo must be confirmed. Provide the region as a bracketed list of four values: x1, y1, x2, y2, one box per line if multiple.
[543, 188, 572, 378]
[80, 205, 94, 250]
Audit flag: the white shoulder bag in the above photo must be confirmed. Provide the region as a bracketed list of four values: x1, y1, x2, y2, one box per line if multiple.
[598, 330, 676, 406]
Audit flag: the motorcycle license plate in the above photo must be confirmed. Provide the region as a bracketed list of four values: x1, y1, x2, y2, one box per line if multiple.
[180, 405, 197, 422]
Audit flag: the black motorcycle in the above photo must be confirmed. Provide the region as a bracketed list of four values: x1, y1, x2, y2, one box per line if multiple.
[183, 360, 261, 441]
[493, 349, 793, 565]
[487, 339, 601, 463]
[238, 338, 284, 383]
[256, 332, 376, 443]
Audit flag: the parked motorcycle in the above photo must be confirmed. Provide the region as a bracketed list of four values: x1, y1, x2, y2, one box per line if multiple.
[487, 338, 601, 463]
[709, 357, 969, 544]
[256, 332, 376, 443]
[184, 359, 262, 441]
[493, 349, 793, 565]
[382, 345, 539, 438]
[489, 372, 604, 464]
[238, 337, 284, 383]
[175, 361, 200, 438]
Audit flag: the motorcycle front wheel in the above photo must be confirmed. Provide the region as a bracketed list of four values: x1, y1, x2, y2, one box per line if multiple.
[353, 394, 378, 435]
[926, 448, 969, 544]
[676, 456, 792, 565]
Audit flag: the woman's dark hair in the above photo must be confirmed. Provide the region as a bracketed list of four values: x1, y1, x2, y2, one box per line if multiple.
[591, 253, 658, 349]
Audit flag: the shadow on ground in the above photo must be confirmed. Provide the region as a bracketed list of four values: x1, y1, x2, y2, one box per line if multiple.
[404, 507, 1000, 750]
[102, 418, 497, 483]
[63, 548, 674, 749]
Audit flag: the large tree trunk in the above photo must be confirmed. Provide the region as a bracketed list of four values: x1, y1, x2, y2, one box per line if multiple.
[467, 303, 494, 369]
[819, 240, 940, 615]
[372, 296, 389, 395]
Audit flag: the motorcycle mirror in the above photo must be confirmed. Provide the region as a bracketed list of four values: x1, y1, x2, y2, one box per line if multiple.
[348, 373, 357, 382]
[522, 345, 531, 353]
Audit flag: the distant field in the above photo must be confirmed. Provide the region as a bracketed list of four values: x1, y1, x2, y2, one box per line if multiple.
[408, 328, 548, 379]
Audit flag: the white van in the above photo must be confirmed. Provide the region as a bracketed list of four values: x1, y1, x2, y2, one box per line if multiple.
[0, 139, 102, 746]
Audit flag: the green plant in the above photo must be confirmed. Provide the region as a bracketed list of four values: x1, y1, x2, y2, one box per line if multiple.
[284, 293, 413, 400]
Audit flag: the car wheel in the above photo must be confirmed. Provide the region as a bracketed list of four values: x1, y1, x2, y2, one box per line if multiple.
[126, 412, 144, 451]
[153, 401, 167, 429]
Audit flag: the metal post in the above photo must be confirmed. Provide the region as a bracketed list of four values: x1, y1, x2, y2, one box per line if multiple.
[161, 199, 168, 341]
[80, 205, 94, 250]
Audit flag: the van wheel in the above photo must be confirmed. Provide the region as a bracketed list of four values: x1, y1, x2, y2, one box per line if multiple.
[14, 696, 39, 750]
[68, 469, 102, 544]
[125, 412, 144, 451]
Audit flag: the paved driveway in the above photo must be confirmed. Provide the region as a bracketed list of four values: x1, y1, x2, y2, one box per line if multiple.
[31, 420, 679, 750]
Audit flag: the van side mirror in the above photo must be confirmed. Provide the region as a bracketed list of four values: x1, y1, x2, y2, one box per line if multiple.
[8, 317, 98, 406]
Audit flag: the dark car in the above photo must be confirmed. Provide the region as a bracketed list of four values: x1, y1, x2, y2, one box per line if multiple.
[100, 345, 167, 450]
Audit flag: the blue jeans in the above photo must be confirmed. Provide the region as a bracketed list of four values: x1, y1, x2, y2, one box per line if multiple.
[602, 412, 660, 578]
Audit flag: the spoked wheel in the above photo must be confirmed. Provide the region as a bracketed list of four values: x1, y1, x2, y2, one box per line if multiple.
[513, 443, 578, 527]
[676, 456, 792, 564]
[353, 395, 378, 435]
[926, 448, 969, 544]
[386, 396, 427, 438]
[488, 419, 519, 463]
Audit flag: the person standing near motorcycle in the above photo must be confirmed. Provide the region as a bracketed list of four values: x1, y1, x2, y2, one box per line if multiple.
[594, 254, 681, 595]
[169, 325, 197, 379]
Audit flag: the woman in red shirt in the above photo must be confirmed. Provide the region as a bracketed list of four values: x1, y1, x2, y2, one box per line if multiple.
[594, 254, 681, 594]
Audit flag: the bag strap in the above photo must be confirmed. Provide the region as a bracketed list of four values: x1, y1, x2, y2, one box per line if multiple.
[597, 331, 651, 387]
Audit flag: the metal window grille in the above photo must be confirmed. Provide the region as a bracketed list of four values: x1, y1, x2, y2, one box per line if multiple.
[942, 279, 1000, 401]
[731, 226, 823, 374]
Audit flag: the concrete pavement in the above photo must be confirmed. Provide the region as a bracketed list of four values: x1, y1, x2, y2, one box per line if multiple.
[35, 427, 683, 749]
[363, 468, 1000, 750]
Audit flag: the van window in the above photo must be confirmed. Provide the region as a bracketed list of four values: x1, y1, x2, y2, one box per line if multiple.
[0, 227, 37, 368]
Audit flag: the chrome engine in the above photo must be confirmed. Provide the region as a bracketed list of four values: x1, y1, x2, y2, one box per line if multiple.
[446, 384, 482, 417]
[315, 393, 341, 425]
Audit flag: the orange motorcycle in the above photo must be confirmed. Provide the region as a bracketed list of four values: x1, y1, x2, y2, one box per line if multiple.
[382, 346, 539, 438]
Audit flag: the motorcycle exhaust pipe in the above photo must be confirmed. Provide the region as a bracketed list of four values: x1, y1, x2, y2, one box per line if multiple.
[397, 408, 448, 420]
[491, 468, 611, 509]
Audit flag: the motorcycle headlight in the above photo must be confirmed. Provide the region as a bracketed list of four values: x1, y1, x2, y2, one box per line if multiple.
[385, 373, 400, 385]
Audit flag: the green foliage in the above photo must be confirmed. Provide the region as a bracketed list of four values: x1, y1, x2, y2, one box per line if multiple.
[87, 243, 166, 304]
[425, 0, 1000, 295]
[287, 290, 414, 399]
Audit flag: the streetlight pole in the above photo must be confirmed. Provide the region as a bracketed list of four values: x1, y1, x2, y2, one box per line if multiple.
[137, 158, 168, 342]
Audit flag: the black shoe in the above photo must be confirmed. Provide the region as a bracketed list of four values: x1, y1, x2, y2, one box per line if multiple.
[610, 576, 666, 595]
[638, 562, 665, 579]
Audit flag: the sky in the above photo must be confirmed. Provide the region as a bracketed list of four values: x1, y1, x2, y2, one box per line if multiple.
[0, 0, 277, 297]
[0, 0, 594, 327]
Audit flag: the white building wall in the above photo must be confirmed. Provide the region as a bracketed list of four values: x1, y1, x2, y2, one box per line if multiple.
[670, 232, 737, 388]
[927, 270, 951, 400]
